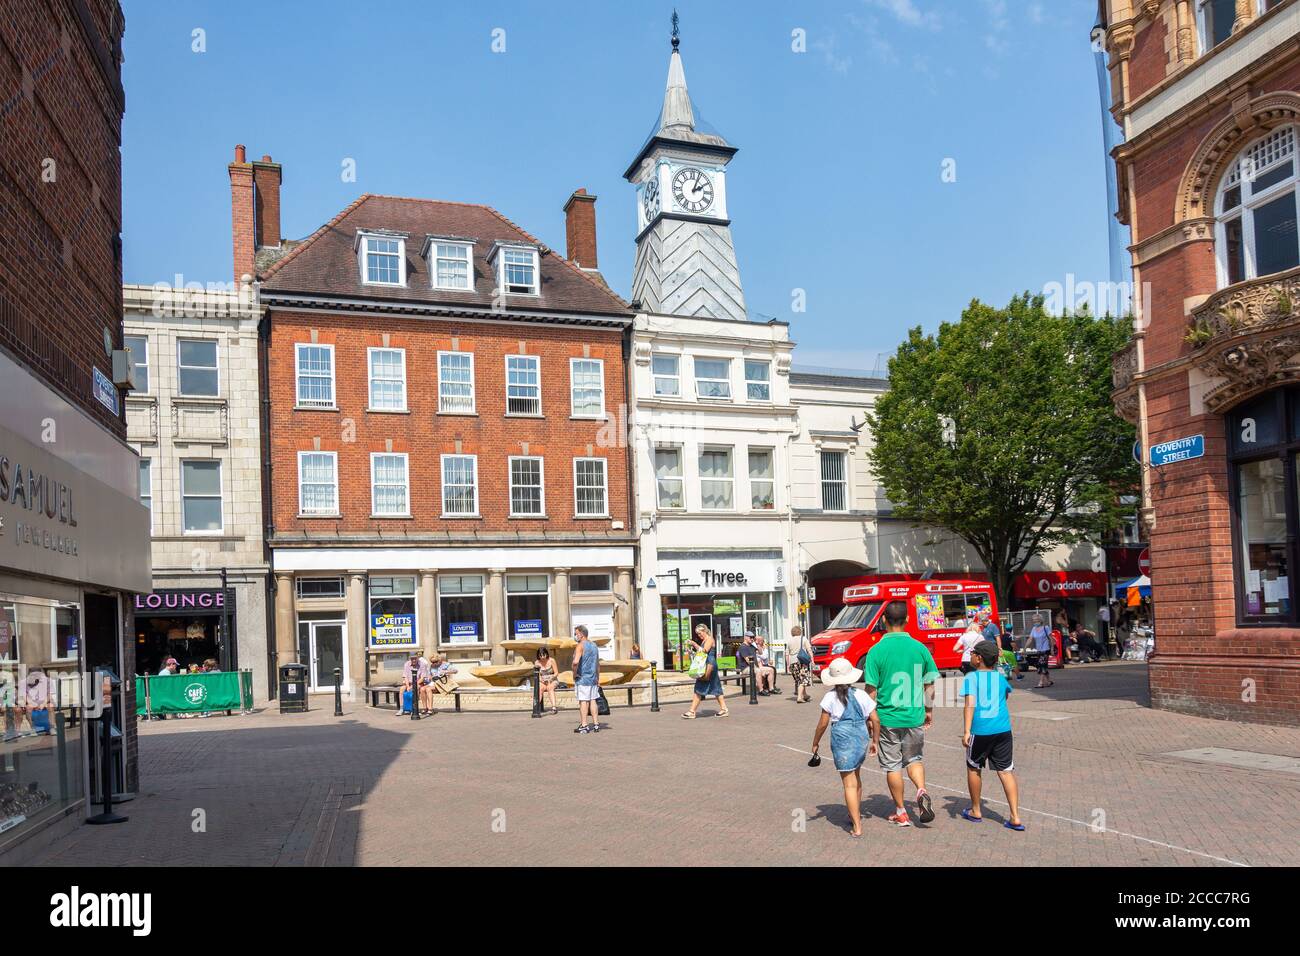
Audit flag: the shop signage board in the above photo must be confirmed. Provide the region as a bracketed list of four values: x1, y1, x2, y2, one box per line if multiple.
[134, 589, 232, 613]
[448, 621, 478, 641]
[654, 556, 784, 593]
[1013, 571, 1109, 599]
[1149, 435, 1204, 467]
[514, 619, 543, 637]
[370, 612, 415, 647]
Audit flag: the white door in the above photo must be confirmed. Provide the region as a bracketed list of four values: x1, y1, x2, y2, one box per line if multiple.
[573, 604, 616, 660]
[298, 619, 347, 691]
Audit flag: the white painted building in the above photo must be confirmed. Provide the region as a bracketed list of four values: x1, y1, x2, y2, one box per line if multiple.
[627, 32, 798, 669]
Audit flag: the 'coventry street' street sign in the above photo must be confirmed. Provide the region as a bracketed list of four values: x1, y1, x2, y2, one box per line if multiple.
[1149, 434, 1204, 467]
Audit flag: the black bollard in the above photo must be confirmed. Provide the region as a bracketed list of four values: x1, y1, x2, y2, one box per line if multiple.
[86, 703, 127, 825]
[410, 656, 421, 721]
[333, 667, 343, 717]
[531, 665, 542, 718]
[650, 660, 660, 713]
[748, 658, 759, 705]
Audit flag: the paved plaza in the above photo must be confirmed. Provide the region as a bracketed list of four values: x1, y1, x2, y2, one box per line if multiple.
[28, 662, 1300, 867]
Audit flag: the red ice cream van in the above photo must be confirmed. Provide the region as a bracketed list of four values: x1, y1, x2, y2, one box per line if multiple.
[809, 579, 1000, 676]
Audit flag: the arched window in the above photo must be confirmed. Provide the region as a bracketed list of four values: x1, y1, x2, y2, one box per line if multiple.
[1215, 125, 1300, 287]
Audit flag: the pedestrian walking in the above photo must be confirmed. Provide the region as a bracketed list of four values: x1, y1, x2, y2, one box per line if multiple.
[953, 618, 982, 675]
[682, 623, 729, 719]
[959, 640, 1024, 831]
[1029, 615, 1054, 688]
[863, 600, 938, 827]
[789, 631, 813, 704]
[810, 657, 880, 837]
[572, 625, 601, 734]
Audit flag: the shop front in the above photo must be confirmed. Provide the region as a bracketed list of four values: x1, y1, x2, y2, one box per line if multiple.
[648, 554, 787, 671]
[132, 588, 236, 676]
[0, 353, 151, 856]
[272, 547, 636, 699]
[1011, 571, 1110, 635]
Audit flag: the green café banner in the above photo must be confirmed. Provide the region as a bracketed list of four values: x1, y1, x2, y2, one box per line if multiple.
[137, 671, 253, 716]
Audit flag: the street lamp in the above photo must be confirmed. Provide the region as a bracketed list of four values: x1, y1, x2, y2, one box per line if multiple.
[652, 568, 694, 671]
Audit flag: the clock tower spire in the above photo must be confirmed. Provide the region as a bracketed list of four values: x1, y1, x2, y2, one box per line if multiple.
[625, 13, 746, 322]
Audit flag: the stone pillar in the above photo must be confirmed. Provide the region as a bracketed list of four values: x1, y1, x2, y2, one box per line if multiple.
[552, 568, 572, 640]
[615, 567, 634, 658]
[347, 571, 368, 696]
[418, 570, 437, 655]
[487, 568, 506, 664]
[1233, 0, 1255, 34]
[274, 572, 297, 669]
[1175, 0, 1194, 62]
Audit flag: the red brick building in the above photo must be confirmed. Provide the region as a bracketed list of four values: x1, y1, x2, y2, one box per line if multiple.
[1104, 0, 1300, 724]
[232, 150, 636, 697]
[0, 0, 150, 858]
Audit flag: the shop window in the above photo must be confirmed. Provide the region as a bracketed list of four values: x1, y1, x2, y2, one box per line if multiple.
[178, 339, 219, 397]
[571, 573, 612, 593]
[181, 460, 223, 533]
[700, 446, 734, 510]
[368, 576, 417, 649]
[1215, 126, 1299, 287]
[748, 448, 775, 510]
[1, 596, 85, 844]
[439, 575, 485, 645]
[506, 574, 550, 638]
[655, 447, 684, 509]
[1228, 389, 1300, 622]
[744, 592, 773, 644]
[296, 577, 345, 600]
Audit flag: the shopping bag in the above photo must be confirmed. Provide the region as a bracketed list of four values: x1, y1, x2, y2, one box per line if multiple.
[401, 689, 414, 714]
[687, 652, 708, 679]
[596, 688, 610, 717]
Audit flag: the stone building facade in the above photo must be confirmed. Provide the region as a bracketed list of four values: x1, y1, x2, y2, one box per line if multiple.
[1104, 0, 1300, 724]
[123, 284, 272, 703]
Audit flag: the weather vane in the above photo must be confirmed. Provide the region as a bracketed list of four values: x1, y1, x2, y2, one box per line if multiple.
[671, 9, 680, 49]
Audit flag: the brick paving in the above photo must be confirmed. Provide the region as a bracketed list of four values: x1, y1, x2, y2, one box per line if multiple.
[28, 662, 1300, 867]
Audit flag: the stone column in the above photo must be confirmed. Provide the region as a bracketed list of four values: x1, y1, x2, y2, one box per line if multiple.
[552, 568, 572, 641]
[1175, 0, 1194, 62]
[274, 572, 296, 666]
[615, 567, 634, 658]
[418, 570, 437, 655]
[487, 568, 506, 664]
[347, 571, 368, 696]
[1233, 0, 1255, 34]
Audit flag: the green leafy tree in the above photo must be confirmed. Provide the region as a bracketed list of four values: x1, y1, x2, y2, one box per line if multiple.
[867, 293, 1137, 611]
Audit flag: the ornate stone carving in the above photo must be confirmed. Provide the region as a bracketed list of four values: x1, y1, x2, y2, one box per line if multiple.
[1141, 0, 1161, 19]
[1113, 339, 1139, 392]
[1189, 266, 1300, 341]
[1176, 93, 1300, 223]
[632, 341, 652, 366]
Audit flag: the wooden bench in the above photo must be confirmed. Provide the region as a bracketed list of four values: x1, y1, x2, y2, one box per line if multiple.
[364, 684, 403, 709]
[716, 655, 780, 696]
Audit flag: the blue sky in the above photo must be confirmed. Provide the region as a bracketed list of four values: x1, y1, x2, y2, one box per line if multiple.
[121, 0, 1115, 371]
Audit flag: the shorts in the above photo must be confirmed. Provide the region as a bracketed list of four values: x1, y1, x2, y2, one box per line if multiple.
[1035, 654, 1051, 675]
[575, 684, 600, 702]
[877, 725, 924, 773]
[966, 731, 1014, 772]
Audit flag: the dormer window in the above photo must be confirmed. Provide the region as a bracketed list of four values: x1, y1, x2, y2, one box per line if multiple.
[358, 231, 406, 286]
[494, 244, 540, 295]
[431, 241, 473, 290]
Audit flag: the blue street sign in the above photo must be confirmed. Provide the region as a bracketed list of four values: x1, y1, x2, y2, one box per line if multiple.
[1132, 441, 1142, 464]
[1149, 434, 1204, 467]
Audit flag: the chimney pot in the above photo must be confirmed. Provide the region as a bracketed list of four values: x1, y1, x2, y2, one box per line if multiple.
[563, 189, 599, 271]
[234, 144, 246, 163]
[262, 154, 272, 162]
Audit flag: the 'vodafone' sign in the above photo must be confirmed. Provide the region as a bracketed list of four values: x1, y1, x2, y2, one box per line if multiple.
[1013, 571, 1109, 599]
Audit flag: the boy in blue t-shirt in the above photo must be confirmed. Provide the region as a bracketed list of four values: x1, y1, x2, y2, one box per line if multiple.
[959, 641, 1024, 830]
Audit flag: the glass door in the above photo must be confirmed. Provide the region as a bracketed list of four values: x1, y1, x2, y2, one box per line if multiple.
[297, 619, 346, 691]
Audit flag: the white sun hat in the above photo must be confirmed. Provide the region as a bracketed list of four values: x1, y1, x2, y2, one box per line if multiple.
[819, 656, 863, 686]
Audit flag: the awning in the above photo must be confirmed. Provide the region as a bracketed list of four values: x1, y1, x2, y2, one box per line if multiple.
[1116, 575, 1152, 597]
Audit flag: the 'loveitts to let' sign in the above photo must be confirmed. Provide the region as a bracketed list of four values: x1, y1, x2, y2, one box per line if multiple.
[1149, 434, 1204, 467]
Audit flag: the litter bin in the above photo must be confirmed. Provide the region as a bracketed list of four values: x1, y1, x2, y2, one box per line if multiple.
[279, 663, 309, 714]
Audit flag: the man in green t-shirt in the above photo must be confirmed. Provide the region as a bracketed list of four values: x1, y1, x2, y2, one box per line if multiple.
[863, 599, 938, 828]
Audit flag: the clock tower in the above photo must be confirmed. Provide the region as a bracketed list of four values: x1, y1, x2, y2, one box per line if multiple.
[625, 17, 746, 322]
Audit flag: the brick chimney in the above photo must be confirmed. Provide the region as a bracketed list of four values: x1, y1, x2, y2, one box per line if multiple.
[228, 145, 283, 282]
[228, 145, 254, 282]
[563, 188, 598, 270]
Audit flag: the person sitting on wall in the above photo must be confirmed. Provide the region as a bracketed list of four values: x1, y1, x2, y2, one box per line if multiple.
[1071, 623, 1106, 663]
[428, 655, 459, 697]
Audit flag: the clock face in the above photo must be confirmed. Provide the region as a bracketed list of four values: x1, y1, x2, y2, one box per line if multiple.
[643, 177, 661, 221]
[672, 167, 714, 214]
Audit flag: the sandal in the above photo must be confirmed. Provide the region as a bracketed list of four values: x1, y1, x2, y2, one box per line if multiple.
[681, 711, 697, 719]
[717, 707, 730, 717]
[1004, 820, 1026, 831]
[961, 808, 982, 823]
